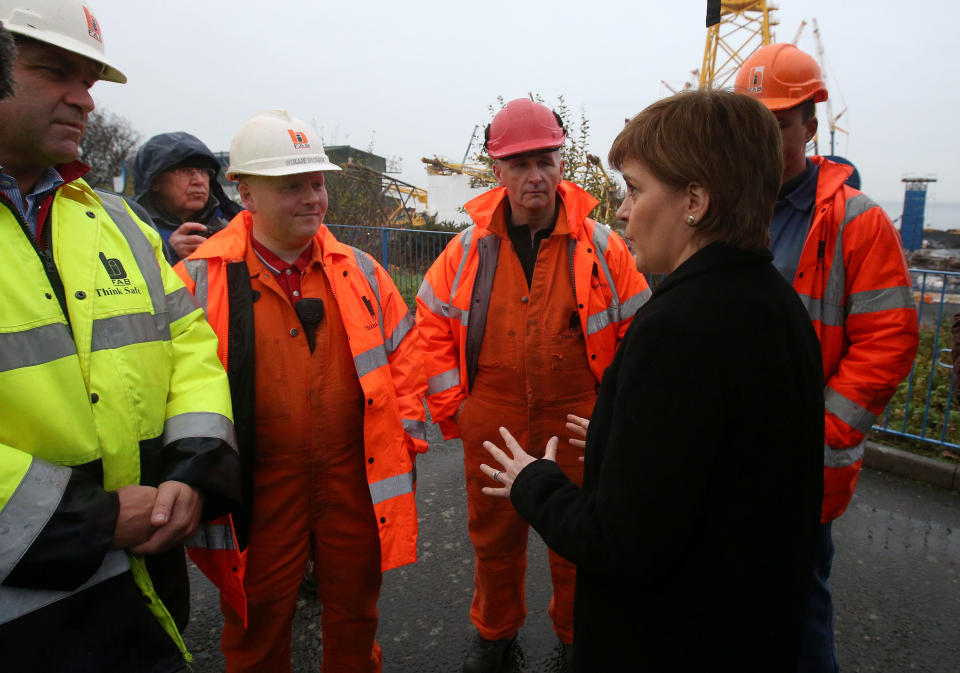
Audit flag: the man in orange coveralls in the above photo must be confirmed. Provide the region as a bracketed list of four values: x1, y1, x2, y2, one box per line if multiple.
[416, 98, 650, 673]
[175, 109, 428, 673]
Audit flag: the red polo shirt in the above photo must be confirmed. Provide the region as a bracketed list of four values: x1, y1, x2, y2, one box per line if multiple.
[250, 236, 313, 304]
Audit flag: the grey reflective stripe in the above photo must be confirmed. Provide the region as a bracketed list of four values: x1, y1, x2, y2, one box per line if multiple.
[0, 322, 76, 373]
[846, 286, 915, 316]
[825, 387, 877, 434]
[163, 412, 238, 452]
[0, 459, 70, 584]
[823, 440, 865, 468]
[586, 306, 615, 335]
[0, 549, 129, 625]
[186, 523, 235, 551]
[369, 469, 415, 506]
[427, 367, 460, 395]
[384, 312, 414, 355]
[813, 192, 881, 327]
[402, 418, 427, 441]
[797, 293, 845, 327]
[90, 313, 170, 352]
[166, 286, 201, 323]
[621, 287, 652, 319]
[183, 258, 209, 312]
[98, 193, 168, 325]
[449, 226, 475, 298]
[352, 247, 385, 339]
[417, 278, 469, 325]
[591, 223, 620, 305]
[354, 346, 389, 378]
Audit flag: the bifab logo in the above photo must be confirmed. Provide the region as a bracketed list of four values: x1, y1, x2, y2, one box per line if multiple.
[97, 252, 140, 296]
[287, 129, 311, 149]
[748, 65, 764, 94]
[83, 6, 102, 43]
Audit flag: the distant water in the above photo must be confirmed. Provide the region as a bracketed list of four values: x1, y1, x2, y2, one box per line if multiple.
[879, 200, 960, 232]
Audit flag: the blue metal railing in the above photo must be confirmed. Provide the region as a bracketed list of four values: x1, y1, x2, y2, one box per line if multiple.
[327, 223, 959, 450]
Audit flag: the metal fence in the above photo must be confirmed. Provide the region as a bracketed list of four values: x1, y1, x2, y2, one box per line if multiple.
[327, 224, 959, 450]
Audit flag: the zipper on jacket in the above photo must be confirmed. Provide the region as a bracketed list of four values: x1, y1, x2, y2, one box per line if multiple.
[3, 200, 72, 328]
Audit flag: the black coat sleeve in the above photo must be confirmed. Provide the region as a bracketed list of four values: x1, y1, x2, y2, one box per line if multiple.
[162, 437, 241, 522]
[511, 314, 724, 578]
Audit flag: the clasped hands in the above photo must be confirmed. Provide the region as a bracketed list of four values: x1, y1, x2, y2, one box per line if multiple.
[480, 413, 589, 499]
[112, 480, 204, 555]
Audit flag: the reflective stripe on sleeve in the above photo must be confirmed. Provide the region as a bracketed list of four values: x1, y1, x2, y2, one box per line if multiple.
[418, 280, 469, 325]
[166, 286, 201, 323]
[0, 549, 129, 625]
[354, 346, 389, 378]
[427, 367, 460, 395]
[90, 313, 170, 352]
[620, 287, 652, 319]
[0, 459, 71, 584]
[369, 469, 415, 506]
[846, 286, 915, 316]
[182, 258, 209, 313]
[823, 440, 865, 468]
[0, 323, 76, 373]
[797, 293, 845, 327]
[825, 387, 877, 434]
[449, 226, 475, 299]
[384, 312, 414, 355]
[185, 522, 236, 551]
[402, 418, 427, 441]
[163, 412, 237, 452]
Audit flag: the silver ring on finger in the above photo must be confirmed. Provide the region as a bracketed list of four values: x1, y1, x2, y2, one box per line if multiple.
[493, 470, 501, 483]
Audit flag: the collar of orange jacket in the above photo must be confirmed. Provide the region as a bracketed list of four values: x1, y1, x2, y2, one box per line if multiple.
[187, 210, 352, 265]
[463, 180, 599, 236]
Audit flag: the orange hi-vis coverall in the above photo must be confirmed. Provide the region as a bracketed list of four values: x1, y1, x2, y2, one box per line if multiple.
[176, 213, 427, 673]
[799, 157, 919, 522]
[416, 181, 649, 643]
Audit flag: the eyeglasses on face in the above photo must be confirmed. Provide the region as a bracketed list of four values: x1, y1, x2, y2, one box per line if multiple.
[169, 166, 212, 181]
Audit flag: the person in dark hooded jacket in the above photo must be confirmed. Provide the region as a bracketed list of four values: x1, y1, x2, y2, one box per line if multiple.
[134, 131, 242, 264]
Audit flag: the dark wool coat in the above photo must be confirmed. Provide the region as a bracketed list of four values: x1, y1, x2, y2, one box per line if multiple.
[511, 242, 825, 672]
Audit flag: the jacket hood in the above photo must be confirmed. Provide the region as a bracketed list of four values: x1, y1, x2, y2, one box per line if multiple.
[133, 132, 232, 204]
[464, 180, 600, 235]
[812, 155, 856, 203]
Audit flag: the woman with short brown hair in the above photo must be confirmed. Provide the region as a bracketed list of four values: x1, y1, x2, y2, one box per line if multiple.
[480, 90, 825, 672]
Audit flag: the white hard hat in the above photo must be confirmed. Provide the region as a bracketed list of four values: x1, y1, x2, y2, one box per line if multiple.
[0, 0, 125, 83]
[226, 109, 341, 179]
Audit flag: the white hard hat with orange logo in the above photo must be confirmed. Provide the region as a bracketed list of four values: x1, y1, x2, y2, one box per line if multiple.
[0, 0, 125, 83]
[226, 109, 341, 179]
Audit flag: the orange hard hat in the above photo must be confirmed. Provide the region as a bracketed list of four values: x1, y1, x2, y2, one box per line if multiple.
[734, 43, 828, 111]
[484, 98, 566, 159]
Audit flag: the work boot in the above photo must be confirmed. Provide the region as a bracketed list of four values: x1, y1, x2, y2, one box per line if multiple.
[462, 633, 516, 673]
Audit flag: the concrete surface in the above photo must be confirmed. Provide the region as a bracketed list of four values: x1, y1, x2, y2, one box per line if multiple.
[181, 420, 960, 672]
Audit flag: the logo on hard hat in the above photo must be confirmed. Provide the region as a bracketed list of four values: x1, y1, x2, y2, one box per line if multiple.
[748, 66, 764, 94]
[287, 129, 311, 149]
[83, 6, 103, 43]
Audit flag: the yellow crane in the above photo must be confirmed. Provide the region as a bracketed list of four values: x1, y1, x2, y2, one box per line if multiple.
[421, 156, 497, 188]
[699, 0, 778, 89]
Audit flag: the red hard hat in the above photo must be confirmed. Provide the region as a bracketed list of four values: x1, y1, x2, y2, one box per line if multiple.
[484, 98, 566, 159]
[734, 43, 828, 111]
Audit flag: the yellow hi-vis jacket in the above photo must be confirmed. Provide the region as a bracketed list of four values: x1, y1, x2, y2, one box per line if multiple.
[0, 178, 237, 668]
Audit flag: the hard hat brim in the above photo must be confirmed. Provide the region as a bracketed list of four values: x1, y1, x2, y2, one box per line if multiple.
[225, 160, 342, 180]
[8, 25, 126, 83]
[487, 140, 564, 160]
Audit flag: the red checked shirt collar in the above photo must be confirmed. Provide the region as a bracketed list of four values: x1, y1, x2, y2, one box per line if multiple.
[250, 236, 314, 304]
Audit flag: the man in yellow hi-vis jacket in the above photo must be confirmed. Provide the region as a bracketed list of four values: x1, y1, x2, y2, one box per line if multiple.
[0, 2, 239, 670]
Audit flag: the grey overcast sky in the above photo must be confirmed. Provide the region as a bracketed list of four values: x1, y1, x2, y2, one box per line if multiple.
[88, 0, 957, 205]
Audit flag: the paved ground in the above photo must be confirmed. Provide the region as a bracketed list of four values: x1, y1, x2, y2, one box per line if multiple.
[184, 424, 960, 672]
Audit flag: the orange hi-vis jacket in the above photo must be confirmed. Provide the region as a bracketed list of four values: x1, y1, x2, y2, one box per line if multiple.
[799, 157, 918, 522]
[175, 212, 428, 622]
[416, 181, 651, 439]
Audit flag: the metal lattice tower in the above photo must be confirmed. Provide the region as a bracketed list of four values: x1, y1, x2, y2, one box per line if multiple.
[700, 1, 778, 90]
